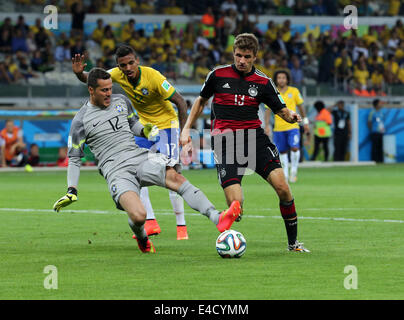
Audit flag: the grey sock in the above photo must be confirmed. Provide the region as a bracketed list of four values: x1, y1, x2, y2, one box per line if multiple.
[128, 218, 147, 240]
[177, 180, 220, 224]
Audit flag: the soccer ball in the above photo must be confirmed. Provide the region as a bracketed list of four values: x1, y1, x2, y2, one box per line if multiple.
[216, 230, 246, 258]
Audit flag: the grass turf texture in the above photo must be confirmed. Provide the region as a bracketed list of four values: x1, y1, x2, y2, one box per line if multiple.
[0, 164, 403, 300]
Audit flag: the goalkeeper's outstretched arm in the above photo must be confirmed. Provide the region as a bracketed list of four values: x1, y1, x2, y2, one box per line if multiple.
[53, 156, 81, 212]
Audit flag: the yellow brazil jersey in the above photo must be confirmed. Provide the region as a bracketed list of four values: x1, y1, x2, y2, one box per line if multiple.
[273, 86, 304, 132]
[108, 66, 178, 129]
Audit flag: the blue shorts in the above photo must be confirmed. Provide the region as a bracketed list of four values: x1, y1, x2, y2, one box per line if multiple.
[135, 127, 179, 160]
[273, 129, 300, 153]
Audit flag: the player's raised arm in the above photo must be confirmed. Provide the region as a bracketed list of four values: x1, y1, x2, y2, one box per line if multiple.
[53, 112, 86, 212]
[72, 54, 89, 83]
[276, 107, 302, 124]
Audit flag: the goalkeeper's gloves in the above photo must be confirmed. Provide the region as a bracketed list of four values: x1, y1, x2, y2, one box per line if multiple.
[143, 123, 159, 142]
[53, 187, 78, 212]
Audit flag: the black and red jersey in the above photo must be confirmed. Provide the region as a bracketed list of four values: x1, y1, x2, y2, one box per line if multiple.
[200, 64, 286, 132]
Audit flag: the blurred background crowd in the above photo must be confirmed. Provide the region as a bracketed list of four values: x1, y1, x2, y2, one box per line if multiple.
[1, 0, 404, 97]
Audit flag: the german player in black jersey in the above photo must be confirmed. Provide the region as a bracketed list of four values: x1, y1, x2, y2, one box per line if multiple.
[180, 33, 310, 252]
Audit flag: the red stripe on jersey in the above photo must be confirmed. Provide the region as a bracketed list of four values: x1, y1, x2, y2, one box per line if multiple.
[213, 93, 259, 107]
[212, 119, 262, 132]
[215, 66, 239, 79]
[245, 72, 270, 85]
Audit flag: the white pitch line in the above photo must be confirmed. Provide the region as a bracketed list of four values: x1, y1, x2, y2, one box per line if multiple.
[1, 207, 404, 224]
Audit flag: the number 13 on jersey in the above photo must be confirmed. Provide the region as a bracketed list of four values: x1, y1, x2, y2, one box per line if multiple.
[235, 94, 245, 106]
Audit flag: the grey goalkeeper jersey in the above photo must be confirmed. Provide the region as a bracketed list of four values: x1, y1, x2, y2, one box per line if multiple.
[67, 94, 144, 187]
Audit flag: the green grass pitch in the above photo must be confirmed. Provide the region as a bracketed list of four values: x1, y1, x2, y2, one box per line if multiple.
[0, 164, 403, 300]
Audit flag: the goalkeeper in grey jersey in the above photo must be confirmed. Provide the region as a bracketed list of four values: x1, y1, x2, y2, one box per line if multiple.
[52, 68, 241, 253]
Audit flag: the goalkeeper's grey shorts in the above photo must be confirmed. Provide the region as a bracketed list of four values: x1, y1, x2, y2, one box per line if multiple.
[105, 149, 180, 211]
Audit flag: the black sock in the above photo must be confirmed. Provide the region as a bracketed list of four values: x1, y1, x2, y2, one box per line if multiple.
[280, 199, 298, 245]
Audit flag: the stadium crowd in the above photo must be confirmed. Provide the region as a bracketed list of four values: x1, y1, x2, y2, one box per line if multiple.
[1, 0, 404, 97]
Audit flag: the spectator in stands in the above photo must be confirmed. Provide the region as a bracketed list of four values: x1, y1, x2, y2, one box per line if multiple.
[34, 26, 50, 50]
[139, 0, 156, 14]
[353, 57, 371, 96]
[70, 1, 86, 37]
[311, 101, 332, 161]
[352, 38, 369, 62]
[54, 40, 71, 63]
[3, 55, 25, 83]
[151, 53, 166, 74]
[113, 0, 132, 14]
[384, 53, 399, 84]
[367, 99, 386, 163]
[56, 146, 69, 167]
[27, 143, 40, 166]
[25, 30, 37, 54]
[370, 64, 386, 96]
[178, 51, 194, 80]
[264, 20, 277, 45]
[318, 35, 336, 83]
[11, 29, 28, 53]
[121, 19, 136, 43]
[334, 48, 353, 91]
[70, 37, 86, 57]
[220, 0, 238, 12]
[237, 10, 258, 35]
[83, 50, 94, 72]
[194, 56, 210, 84]
[129, 30, 148, 57]
[0, 119, 27, 167]
[331, 100, 351, 161]
[31, 49, 45, 72]
[0, 61, 13, 83]
[0, 17, 13, 35]
[14, 15, 29, 37]
[271, 30, 288, 56]
[0, 28, 12, 54]
[91, 18, 104, 45]
[15, 50, 38, 79]
[223, 9, 238, 42]
[163, 0, 184, 14]
[290, 55, 304, 85]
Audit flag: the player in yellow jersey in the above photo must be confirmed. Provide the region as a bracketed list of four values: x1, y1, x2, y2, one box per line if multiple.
[265, 70, 309, 183]
[72, 45, 189, 240]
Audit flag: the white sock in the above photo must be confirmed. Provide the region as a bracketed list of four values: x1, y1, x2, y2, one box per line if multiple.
[169, 190, 186, 226]
[140, 187, 156, 220]
[290, 150, 300, 177]
[280, 153, 289, 179]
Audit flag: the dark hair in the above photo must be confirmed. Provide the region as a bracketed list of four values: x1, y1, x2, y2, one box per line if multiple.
[314, 101, 325, 112]
[115, 44, 137, 61]
[373, 99, 380, 107]
[273, 70, 290, 86]
[233, 33, 259, 56]
[87, 68, 111, 88]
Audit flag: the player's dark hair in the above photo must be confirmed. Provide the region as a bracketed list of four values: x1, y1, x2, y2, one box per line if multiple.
[233, 33, 259, 56]
[87, 68, 111, 88]
[373, 99, 380, 107]
[273, 70, 290, 86]
[115, 44, 137, 61]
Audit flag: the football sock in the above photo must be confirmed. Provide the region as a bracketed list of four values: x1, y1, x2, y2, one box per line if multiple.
[280, 153, 289, 180]
[177, 180, 220, 224]
[290, 150, 300, 177]
[279, 199, 298, 245]
[128, 218, 147, 240]
[140, 187, 156, 220]
[169, 190, 186, 226]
